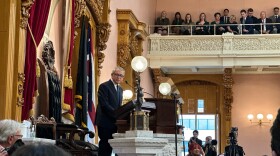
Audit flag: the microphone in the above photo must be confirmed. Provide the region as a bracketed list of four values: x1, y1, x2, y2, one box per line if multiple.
[125, 80, 134, 89]
[125, 80, 155, 98]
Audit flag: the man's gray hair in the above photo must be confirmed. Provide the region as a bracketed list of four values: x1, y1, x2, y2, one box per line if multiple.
[0, 119, 21, 143]
[111, 66, 125, 75]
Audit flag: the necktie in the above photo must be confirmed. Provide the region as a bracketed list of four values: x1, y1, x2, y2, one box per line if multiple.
[225, 17, 227, 23]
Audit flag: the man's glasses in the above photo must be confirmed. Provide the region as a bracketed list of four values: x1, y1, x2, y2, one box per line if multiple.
[113, 73, 124, 78]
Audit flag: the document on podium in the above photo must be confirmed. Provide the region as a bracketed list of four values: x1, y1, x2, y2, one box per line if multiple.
[141, 101, 156, 109]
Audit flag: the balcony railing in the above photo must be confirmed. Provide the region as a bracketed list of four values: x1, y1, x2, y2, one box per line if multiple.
[148, 23, 280, 35]
[147, 27, 280, 74]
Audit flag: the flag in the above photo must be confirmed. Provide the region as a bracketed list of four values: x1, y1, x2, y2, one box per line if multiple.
[75, 16, 88, 127]
[86, 25, 96, 142]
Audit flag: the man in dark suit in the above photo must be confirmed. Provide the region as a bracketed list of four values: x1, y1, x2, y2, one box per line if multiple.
[256, 11, 273, 34]
[269, 7, 279, 34]
[95, 66, 125, 156]
[189, 130, 203, 147]
[271, 109, 280, 156]
[220, 9, 230, 24]
[240, 9, 254, 34]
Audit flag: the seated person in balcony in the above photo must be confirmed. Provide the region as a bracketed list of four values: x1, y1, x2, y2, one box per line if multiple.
[227, 15, 239, 34]
[0, 120, 23, 156]
[210, 12, 226, 35]
[269, 7, 280, 34]
[270, 108, 280, 156]
[255, 11, 273, 34]
[220, 9, 230, 24]
[155, 11, 170, 35]
[195, 13, 210, 35]
[181, 13, 195, 35]
[240, 9, 254, 34]
[171, 12, 184, 35]
[247, 8, 259, 34]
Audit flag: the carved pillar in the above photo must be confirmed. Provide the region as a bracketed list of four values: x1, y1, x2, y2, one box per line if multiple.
[222, 68, 233, 149]
[116, 10, 148, 93]
[97, 23, 111, 76]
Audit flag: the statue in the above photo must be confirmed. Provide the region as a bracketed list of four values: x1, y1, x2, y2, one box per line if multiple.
[42, 41, 62, 123]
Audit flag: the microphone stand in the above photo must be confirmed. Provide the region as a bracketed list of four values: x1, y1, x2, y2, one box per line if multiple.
[171, 93, 178, 156]
[179, 103, 185, 156]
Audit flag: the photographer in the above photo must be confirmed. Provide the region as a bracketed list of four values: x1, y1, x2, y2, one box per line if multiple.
[225, 127, 245, 156]
[271, 109, 280, 156]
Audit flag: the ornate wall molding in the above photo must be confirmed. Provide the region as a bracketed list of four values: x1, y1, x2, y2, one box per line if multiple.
[223, 68, 233, 121]
[74, 0, 111, 76]
[148, 33, 280, 56]
[116, 9, 148, 69]
[17, 73, 25, 107]
[20, 0, 35, 29]
[74, 0, 86, 28]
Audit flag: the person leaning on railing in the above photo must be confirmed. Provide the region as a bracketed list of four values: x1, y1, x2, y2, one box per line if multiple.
[210, 12, 226, 35]
[171, 12, 184, 35]
[227, 15, 239, 34]
[195, 13, 210, 35]
[255, 11, 273, 34]
[155, 11, 170, 35]
[181, 13, 195, 35]
[240, 9, 254, 34]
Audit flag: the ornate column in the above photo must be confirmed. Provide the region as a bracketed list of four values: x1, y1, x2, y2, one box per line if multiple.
[222, 68, 234, 149]
[116, 10, 148, 92]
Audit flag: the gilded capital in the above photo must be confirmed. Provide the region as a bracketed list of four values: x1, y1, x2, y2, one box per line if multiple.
[74, 0, 86, 28]
[97, 22, 111, 52]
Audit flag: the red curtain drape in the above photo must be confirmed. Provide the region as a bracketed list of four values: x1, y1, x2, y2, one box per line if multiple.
[22, 0, 51, 120]
[63, 0, 75, 120]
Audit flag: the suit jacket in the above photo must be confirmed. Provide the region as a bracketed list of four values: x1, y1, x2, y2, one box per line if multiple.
[220, 16, 230, 24]
[269, 15, 279, 23]
[240, 16, 254, 34]
[255, 18, 273, 33]
[95, 80, 123, 129]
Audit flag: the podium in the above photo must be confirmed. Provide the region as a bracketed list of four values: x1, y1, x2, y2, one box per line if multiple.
[116, 98, 179, 134]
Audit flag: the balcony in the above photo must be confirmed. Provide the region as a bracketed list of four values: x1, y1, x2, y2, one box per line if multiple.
[147, 24, 280, 74]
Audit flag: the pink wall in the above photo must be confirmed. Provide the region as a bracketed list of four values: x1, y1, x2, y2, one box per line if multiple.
[102, 0, 157, 96]
[156, 0, 279, 23]
[232, 74, 280, 156]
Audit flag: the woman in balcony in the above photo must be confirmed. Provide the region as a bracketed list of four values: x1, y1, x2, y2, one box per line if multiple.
[181, 13, 195, 35]
[227, 15, 239, 34]
[172, 12, 184, 35]
[195, 13, 210, 35]
[210, 12, 226, 35]
[155, 11, 170, 35]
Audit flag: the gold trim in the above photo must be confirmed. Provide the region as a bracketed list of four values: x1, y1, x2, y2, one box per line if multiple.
[62, 113, 75, 122]
[81, 122, 87, 127]
[75, 95, 82, 101]
[223, 68, 233, 121]
[17, 73, 25, 107]
[116, 9, 148, 69]
[20, 0, 35, 29]
[76, 103, 82, 109]
[62, 103, 71, 110]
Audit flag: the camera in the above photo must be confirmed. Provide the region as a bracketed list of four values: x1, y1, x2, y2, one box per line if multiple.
[225, 127, 245, 156]
[229, 127, 238, 145]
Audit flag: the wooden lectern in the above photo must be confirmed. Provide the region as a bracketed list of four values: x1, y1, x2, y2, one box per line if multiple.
[116, 98, 179, 134]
